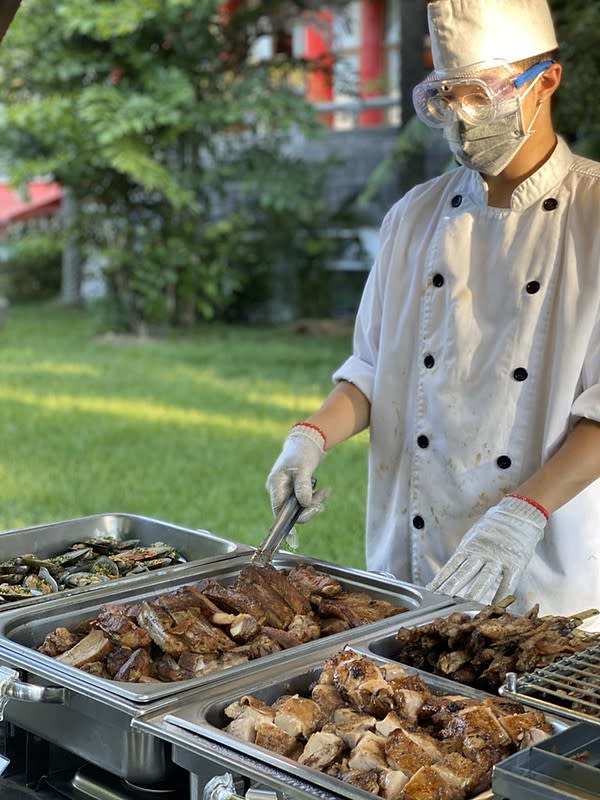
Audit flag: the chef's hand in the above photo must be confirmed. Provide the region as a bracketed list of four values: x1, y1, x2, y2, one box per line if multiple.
[267, 423, 329, 523]
[426, 495, 548, 604]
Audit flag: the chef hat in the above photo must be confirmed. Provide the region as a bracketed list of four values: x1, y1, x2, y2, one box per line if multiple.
[428, 0, 558, 73]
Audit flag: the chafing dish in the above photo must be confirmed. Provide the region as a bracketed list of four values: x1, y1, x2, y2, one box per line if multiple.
[0, 553, 452, 703]
[132, 644, 571, 800]
[0, 513, 250, 611]
[0, 554, 452, 784]
[493, 721, 600, 799]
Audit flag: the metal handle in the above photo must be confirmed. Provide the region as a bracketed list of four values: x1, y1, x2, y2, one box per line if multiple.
[202, 775, 280, 800]
[252, 479, 316, 567]
[0, 666, 65, 704]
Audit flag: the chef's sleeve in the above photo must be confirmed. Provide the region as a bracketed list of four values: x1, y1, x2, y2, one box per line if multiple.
[332, 208, 397, 402]
[570, 309, 600, 423]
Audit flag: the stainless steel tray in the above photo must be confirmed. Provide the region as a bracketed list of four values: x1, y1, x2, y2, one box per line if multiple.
[0, 513, 250, 610]
[135, 645, 570, 800]
[0, 553, 453, 704]
[492, 722, 600, 799]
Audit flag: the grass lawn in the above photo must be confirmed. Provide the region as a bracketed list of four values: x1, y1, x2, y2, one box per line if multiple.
[0, 303, 369, 570]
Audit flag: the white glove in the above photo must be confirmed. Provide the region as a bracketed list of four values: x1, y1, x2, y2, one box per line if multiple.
[266, 424, 329, 523]
[426, 495, 548, 604]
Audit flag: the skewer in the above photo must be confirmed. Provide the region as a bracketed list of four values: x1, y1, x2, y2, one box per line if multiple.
[496, 594, 516, 608]
[569, 608, 599, 625]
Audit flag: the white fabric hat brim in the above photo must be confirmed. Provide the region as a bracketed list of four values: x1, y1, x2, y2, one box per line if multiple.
[428, 0, 558, 72]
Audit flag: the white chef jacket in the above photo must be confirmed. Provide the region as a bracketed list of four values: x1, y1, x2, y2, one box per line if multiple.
[334, 137, 600, 625]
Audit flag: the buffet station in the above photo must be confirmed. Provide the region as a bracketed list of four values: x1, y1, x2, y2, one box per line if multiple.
[0, 513, 598, 800]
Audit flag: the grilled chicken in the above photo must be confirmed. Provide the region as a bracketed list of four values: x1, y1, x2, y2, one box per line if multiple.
[348, 731, 389, 771]
[298, 731, 345, 769]
[274, 695, 323, 739]
[255, 720, 298, 756]
[310, 683, 346, 717]
[384, 726, 442, 775]
[331, 707, 377, 748]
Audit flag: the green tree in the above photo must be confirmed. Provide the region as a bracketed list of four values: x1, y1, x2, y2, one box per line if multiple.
[0, 0, 346, 331]
[549, 0, 600, 158]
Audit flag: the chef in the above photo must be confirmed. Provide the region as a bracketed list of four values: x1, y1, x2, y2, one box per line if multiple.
[267, 0, 600, 625]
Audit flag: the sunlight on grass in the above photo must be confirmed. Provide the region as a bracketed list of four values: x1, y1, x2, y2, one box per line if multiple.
[0, 386, 289, 435]
[0, 361, 100, 377]
[0, 304, 368, 568]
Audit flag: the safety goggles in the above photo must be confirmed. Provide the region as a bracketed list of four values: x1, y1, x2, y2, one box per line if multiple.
[412, 59, 555, 128]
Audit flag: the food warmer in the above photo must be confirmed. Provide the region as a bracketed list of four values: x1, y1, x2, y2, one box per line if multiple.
[0, 552, 453, 788]
[0, 513, 252, 611]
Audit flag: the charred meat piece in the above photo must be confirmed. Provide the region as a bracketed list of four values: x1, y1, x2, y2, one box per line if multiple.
[56, 629, 113, 668]
[401, 764, 465, 800]
[319, 618, 351, 636]
[255, 720, 298, 756]
[167, 608, 236, 653]
[136, 601, 188, 657]
[347, 731, 388, 771]
[495, 710, 552, 745]
[343, 768, 382, 795]
[330, 707, 377, 748]
[287, 614, 321, 642]
[274, 695, 323, 739]
[332, 654, 394, 715]
[316, 592, 406, 627]
[95, 606, 152, 649]
[157, 584, 221, 618]
[310, 683, 346, 717]
[178, 652, 220, 677]
[298, 731, 345, 769]
[153, 653, 193, 682]
[80, 661, 111, 679]
[38, 626, 81, 657]
[106, 646, 134, 677]
[384, 726, 442, 775]
[235, 573, 295, 629]
[241, 564, 312, 616]
[287, 563, 343, 597]
[224, 694, 275, 721]
[114, 647, 153, 682]
[378, 767, 410, 800]
[196, 578, 267, 624]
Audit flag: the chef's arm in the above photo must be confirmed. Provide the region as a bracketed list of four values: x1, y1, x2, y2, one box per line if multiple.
[515, 418, 600, 513]
[306, 380, 371, 450]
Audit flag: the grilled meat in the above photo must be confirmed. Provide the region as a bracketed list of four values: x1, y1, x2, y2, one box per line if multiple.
[274, 695, 323, 739]
[38, 626, 81, 656]
[298, 731, 345, 769]
[38, 564, 409, 683]
[287, 563, 343, 597]
[56, 629, 113, 668]
[113, 647, 153, 681]
[95, 606, 152, 649]
[393, 604, 599, 691]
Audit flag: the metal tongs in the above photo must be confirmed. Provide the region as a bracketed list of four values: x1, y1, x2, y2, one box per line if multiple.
[252, 480, 316, 568]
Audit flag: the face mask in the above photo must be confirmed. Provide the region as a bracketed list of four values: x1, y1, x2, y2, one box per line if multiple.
[443, 75, 544, 176]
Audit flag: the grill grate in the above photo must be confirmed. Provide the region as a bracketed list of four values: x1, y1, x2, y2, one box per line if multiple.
[500, 643, 600, 725]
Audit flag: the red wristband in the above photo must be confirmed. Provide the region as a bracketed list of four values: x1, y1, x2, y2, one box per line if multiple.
[506, 493, 550, 521]
[292, 421, 327, 450]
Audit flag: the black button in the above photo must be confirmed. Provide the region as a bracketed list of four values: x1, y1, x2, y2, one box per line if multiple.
[526, 281, 541, 294]
[451, 194, 462, 208]
[542, 198, 558, 211]
[513, 367, 528, 381]
[413, 515, 425, 529]
[417, 435, 430, 449]
[497, 455, 512, 469]
[424, 354, 435, 368]
[432, 273, 445, 287]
